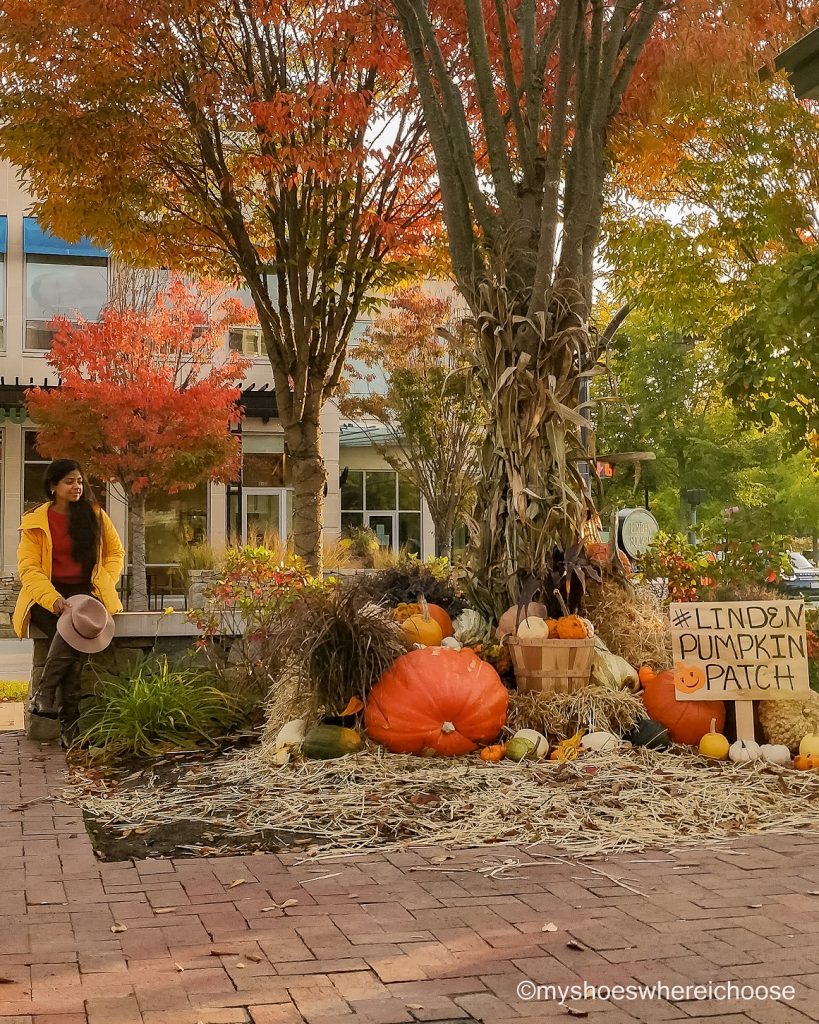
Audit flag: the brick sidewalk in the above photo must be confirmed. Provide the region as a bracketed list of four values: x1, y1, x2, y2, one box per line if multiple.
[2, 732, 819, 1024]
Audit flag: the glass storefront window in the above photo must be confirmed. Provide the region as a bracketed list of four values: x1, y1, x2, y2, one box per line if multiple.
[132, 483, 208, 565]
[365, 471, 397, 510]
[340, 468, 422, 555]
[25, 255, 108, 351]
[242, 434, 286, 487]
[0, 255, 5, 351]
[341, 470, 363, 510]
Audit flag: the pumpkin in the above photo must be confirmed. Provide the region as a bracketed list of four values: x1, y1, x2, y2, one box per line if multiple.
[799, 731, 819, 757]
[426, 603, 454, 639]
[480, 743, 506, 762]
[729, 739, 761, 763]
[496, 602, 550, 640]
[698, 718, 729, 760]
[555, 615, 589, 640]
[760, 743, 791, 766]
[365, 647, 508, 756]
[302, 725, 363, 759]
[794, 754, 819, 770]
[586, 542, 612, 565]
[641, 669, 725, 746]
[581, 730, 619, 752]
[401, 612, 443, 647]
[393, 602, 421, 624]
[674, 662, 707, 695]
[516, 615, 550, 640]
[628, 719, 670, 750]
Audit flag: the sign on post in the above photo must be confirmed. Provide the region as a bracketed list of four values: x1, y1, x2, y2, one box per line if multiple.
[670, 600, 810, 741]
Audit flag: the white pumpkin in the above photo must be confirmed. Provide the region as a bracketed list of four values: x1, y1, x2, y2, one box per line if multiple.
[510, 729, 550, 759]
[495, 603, 549, 640]
[759, 743, 791, 766]
[516, 616, 550, 640]
[441, 636, 463, 650]
[581, 730, 620, 752]
[729, 739, 761, 763]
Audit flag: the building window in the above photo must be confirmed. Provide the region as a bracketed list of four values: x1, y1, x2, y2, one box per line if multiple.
[25, 255, 108, 351]
[23, 431, 107, 512]
[0, 254, 5, 353]
[340, 469, 422, 555]
[227, 434, 290, 542]
[131, 484, 208, 566]
[229, 328, 264, 357]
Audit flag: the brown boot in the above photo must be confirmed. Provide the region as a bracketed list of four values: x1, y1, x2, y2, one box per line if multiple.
[31, 634, 80, 718]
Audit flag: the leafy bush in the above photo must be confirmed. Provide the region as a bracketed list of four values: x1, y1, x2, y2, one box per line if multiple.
[353, 553, 466, 616]
[77, 656, 243, 758]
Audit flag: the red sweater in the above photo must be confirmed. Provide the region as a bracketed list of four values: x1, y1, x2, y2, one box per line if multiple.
[48, 508, 87, 583]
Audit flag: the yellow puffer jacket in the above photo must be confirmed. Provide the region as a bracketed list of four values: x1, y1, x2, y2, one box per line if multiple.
[13, 502, 125, 639]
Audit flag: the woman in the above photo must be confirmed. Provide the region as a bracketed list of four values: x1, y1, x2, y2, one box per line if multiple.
[13, 459, 124, 738]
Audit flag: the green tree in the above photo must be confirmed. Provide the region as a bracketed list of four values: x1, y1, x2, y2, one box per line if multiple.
[340, 288, 483, 559]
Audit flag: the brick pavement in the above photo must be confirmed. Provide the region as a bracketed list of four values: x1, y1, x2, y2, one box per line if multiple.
[3, 731, 819, 1024]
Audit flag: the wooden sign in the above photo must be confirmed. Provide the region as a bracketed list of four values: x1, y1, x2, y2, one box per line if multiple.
[670, 600, 810, 741]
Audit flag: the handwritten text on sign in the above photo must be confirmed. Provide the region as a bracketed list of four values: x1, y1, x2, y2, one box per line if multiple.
[669, 600, 809, 700]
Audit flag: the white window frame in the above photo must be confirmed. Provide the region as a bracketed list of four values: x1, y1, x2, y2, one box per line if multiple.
[23, 254, 109, 355]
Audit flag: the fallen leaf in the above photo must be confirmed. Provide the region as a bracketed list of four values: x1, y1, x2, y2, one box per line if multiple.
[261, 898, 298, 911]
[542, 922, 558, 933]
[566, 1008, 588, 1018]
[209, 950, 241, 957]
[566, 939, 586, 951]
[0, 979, 15, 985]
[429, 854, 454, 864]
[409, 793, 440, 806]
[246, 954, 263, 964]
[748, 903, 763, 909]
[110, 923, 127, 933]
[406, 1004, 423, 1011]
[228, 879, 246, 889]
[340, 696, 365, 716]
[808, 890, 819, 896]
[234, 962, 246, 969]
[174, 963, 185, 973]
[154, 908, 176, 915]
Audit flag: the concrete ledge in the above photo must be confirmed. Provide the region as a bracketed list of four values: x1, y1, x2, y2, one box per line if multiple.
[31, 609, 243, 641]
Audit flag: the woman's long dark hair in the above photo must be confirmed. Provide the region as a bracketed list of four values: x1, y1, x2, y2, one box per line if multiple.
[43, 460, 101, 577]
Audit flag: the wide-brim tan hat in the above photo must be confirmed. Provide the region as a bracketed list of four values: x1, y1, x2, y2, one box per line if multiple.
[56, 594, 115, 654]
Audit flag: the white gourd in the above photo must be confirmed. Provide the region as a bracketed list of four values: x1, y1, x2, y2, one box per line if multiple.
[759, 743, 791, 766]
[729, 739, 761, 763]
[510, 729, 549, 758]
[516, 616, 550, 639]
[581, 731, 620, 752]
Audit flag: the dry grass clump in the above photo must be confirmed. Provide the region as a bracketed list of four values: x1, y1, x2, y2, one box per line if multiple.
[506, 685, 647, 740]
[585, 579, 672, 669]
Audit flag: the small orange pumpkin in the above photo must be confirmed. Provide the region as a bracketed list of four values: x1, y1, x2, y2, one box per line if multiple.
[546, 618, 559, 636]
[638, 664, 656, 686]
[555, 615, 589, 639]
[479, 744, 506, 762]
[794, 754, 819, 771]
[426, 603, 454, 639]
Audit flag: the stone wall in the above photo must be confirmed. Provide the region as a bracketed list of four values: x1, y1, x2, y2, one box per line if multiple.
[0, 575, 21, 638]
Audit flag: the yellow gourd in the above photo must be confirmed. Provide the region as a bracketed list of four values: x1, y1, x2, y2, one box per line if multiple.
[698, 718, 730, 760]
[799, 730, 819, 757]
[401, 613, 443, 647]
[549, 729, 585, 762]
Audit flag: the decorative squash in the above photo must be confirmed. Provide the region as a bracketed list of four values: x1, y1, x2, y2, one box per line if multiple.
[495, 603, 550, 640]
[441, 636, 463, 650]
[638, 664, 656, 686]
[698, 718, 730, 760]
[516, 615, 550, 640]
[505, 736, 535, 761]
[546, 618, 559, 636]
[799, 731, 819, 757]
[302, 725, 363, 759]
[549, 729, 585, 761]
[581, 731, 619, 752]
[401, 611, 443, 647]
[480, 743, 506, 762]
[365, 647, 508, 756]
[452, 609, 490, 647]
[508, 729, 549, 759]
[591, 639, 639, 691]
[793, 754, 819, 770]
[729, 739, 761, 763]
[628, 719, 670, 750]
[555, 615, 589, 640]
[393, 602, 421, 624]
[760, 744, 791, 766]
[641, 669, 725, 746]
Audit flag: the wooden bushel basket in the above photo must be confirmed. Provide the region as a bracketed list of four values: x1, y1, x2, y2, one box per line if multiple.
[507, 637, 595, 695]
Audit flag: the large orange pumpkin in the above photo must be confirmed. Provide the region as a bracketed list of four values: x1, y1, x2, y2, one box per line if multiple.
[642, 669, 725, 746]
[426, 603, 454, 639]
[365, 647, 508, 756]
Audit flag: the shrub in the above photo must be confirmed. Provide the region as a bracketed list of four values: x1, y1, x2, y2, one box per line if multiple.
[353, 553, 466, 616]
[176, 542, 221, 589]
[0, 680, 28, 702]
[77, 655, 244, 758]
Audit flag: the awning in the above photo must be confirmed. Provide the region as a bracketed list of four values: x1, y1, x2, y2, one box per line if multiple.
[23, 217, 108, 259]
[240, 384, 277, 421]
[340, 422, 395, 447]
[0, 216, 6, 254]
[774, 25, 819, 99]
[0, 376, 60, 412]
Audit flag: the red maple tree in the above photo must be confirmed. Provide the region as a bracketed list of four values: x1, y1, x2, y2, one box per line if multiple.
[26, 280, 250, 610]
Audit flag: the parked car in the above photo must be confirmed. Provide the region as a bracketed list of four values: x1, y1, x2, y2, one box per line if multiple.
[781, 551, 819, 591]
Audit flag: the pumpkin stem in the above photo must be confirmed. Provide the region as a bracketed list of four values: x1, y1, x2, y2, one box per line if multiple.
[418, 594, 430, 622]
[441, 721, 456, 734]
[709, 718, 716, 735]
[553, 588, 570, 617]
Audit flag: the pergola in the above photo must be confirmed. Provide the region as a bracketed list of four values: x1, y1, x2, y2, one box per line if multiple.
[775, 25, 819, 100]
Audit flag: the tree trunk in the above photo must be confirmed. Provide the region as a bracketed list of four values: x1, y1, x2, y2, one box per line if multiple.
[464, 283, 597, 618]
[284, 400, 325, 577]
[129, 491, 149, 612]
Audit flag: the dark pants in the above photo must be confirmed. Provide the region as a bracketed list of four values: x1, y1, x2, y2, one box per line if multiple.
[30, 581, 93, 732]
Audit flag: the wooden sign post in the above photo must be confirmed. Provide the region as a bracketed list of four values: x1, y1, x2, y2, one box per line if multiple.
[670, 600, 810, 742]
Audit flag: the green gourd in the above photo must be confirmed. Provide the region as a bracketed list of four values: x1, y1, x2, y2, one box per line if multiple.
[302, 725, 363, 759]
[628, 719, 670, 751]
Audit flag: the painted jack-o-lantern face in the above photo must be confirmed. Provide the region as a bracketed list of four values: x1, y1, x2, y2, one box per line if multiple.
[674, 662, 706, 694]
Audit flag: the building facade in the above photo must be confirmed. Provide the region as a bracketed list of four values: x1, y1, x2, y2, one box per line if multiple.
[0, 162, 436, 623]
